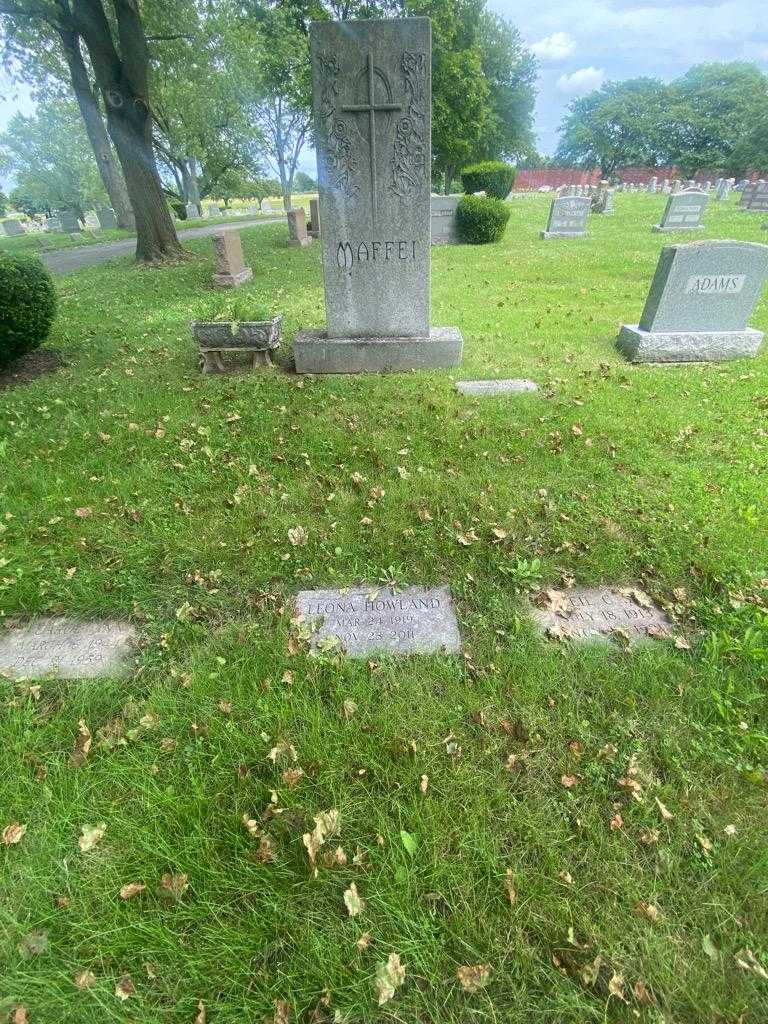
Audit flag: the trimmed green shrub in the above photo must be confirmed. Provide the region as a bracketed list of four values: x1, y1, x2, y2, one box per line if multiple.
[456, 195, 511, 244]
[0, 252, 57, 368]
[460, 161, 516, 199]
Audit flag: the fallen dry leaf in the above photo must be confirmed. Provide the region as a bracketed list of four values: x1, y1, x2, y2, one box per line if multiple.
[457, 963, 492, 993]
[115, 974, 135, 1001]
[267, 999, 291, 1024]
[419, 774, 429, 794]
[302, 809, 340, 869]
[288, 526, 308, 547]
[735, 948, 768, 980]
[608, 971, 626, 1001]
[342, 698, 358, 720]
[78, 823, 106, 853]
[504, 868, 517, 906]
[655, 797, 674, 821]
[71, 720, 92, 767]
[158, 872, 188, 899]
[2, 822, 27, 847]
[560, 774, 581, 788]
[633, 979, 654, 1005]
[119, 882, 146, 900]
[343, 882, 366, 917]
[74, 507, 93, 518]
[375, 951, 406, 1005]
[194, 1000, 206, 1024]
[74, 969, 97, 990]
[633, 901, 661, 923]
[356, 932, 372, 951]
[11, 1008, 28, 1024]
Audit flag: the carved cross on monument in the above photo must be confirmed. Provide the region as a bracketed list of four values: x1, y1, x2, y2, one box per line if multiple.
[341, 51, 401, 230]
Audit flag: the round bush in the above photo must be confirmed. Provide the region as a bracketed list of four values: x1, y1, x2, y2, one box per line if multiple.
[460, 161, 516, 199]
[456, 195, 511, 244]
[0, 252, 57, 368]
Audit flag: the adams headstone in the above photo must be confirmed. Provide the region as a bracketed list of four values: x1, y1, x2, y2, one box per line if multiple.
[294, 585, 461, 656]
[617, 240, 768, 362]
[430, 195, 461, 244]
[653, 189, 707, 232]
[540, 195, 590, 239]
[294, 17, 462, 373]
[0, 618, 137, 679]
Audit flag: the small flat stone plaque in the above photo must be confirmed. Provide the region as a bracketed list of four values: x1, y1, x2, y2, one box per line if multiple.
[0, 618, 137, 679]
[456, 379, 538, 396]
[531, 587, 675, 644]
[295, 585, 461, 656]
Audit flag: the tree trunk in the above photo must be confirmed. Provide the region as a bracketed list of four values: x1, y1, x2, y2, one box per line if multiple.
[58, 20, 135, 230]
[73, 0, 182, 263]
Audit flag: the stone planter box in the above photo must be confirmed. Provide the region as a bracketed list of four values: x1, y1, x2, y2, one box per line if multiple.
[191, 316, 282, 372]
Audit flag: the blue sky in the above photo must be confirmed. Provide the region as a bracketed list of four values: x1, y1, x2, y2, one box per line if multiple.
[490, 0, 768, 153]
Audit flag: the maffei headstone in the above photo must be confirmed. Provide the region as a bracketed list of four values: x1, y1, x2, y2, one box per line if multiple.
[96, 207, 118, 229]
[0, 618, 137, 679]
[540, 195, 590, 238]
[430, 195, 461, 244]
[295, 17, 462, 373]
[653, 189, 707, 232]
[455, 378, 538, 396]
[294, 585, 461, 656]
[2, 219, 24, 236]
[617, 240, 768, 362]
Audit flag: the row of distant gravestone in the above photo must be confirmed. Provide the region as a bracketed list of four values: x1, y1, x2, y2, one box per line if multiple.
[1, 207, 118, 236]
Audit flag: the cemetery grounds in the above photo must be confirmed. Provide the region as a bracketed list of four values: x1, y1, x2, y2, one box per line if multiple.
[1, 192, 767, 1023]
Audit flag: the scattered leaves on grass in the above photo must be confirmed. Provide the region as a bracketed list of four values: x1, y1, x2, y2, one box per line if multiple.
[74, 507, 93, 518]
[119, 882, 146, 900]
[266, 999, 291, 1024]
[75, 970, 97, 990]
[11, 1008, 28, 1024]
[633, 902, 661, 923]
[375, 952, 406, 1005]
[735, 949, 768, 979]
[356, 932, 372, 951]
[71, 720, 92, 767]
[457, 964, 492, 992]
[419, 774, 429, 794]
[655, 797, 674, 821]
[400, 829, 418, 856]
[342, 698, 358, 720]
[2, 822, 26, 846]
[288, 526, 308, 547]
[158, 872, 188, 899]
[78, 823, 106, 852]
[560, 774, 580, 788]
[608, 972, 626, 1001]
[303, 809, 340, 870]
[115, 974, 135, 1001]
[633, 979, 654, 1006]
[504, 869, 517, 905]
[344, 883, 366, 917]
[194, 1000, 206, 1024]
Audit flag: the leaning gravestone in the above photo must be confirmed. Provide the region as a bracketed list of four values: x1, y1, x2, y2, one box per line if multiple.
[617, 240, 768, 362]
[532, 587, 674, 644]
[430, 195, 461, 244]
[59, 209, 80, 232]
[294, 17, 462, 373]
[2, 219, 25, 236]
[83, 211, 101, 231]
[653, 189, 707, 232]
[455, 378, 538, 396]
[294, 585, 460, 656]
[212, 229, 253, 287]
[96, 207, 118, 229]
[0, 618, 137, 679]
[540, 195, 590, 238]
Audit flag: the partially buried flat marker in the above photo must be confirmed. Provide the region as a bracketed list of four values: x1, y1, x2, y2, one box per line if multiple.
[0, 618, 137, 679]
[294, 585, 461, 657]
[531, 587, 676, 644]
[455, 379, 538, 396]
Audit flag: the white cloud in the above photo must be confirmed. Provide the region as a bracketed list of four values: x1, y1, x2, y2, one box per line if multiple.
[556, 66, 606, 95]
[531, 31, 576, 61]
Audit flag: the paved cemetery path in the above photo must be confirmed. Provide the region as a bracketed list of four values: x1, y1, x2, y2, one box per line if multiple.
[41, 217, 285, 275]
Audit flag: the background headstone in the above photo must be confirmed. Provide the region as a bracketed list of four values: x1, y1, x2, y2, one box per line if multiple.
[617, 240, 768, 361]
[0, 618, 137, 679]
[2, 219, 25, 236]
[261, 198, 273, 213]
[653, 189, 707, 232]
[58, 209, 80, 232]
[96, 207, 118, 229]
[430, 195, 462, 244]
[309, 197, 321, 238]
[294, 17, 462, 373]
[207, 203, 222, 218]
[287, 207, 311, 247]
[186, 202, 200, 219]
[212, 229, 254, 287]
[540, 195, 590, 238]
[83, 210, 101, 231]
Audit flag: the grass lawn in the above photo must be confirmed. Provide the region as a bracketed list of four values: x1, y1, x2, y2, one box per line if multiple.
[1, 193, 767, 1023]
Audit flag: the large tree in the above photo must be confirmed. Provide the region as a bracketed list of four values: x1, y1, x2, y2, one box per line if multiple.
[556, 78, 671, 177]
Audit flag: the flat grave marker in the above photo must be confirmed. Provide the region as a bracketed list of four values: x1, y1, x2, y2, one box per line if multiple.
[0, 618, 137, 679]
[455, 378, 538, 396]
[532, 587, 674, 644]
[618, 239, 768, 362]
[540, 195, 590, 239]
[294, 585, 461, 657]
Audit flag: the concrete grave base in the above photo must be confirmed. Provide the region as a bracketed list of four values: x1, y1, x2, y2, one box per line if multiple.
[294, 327, 463, 374]
[288, 237, 312, 248]
[617, 324, 764, 362]
[652, 224, 705, 233]
[456, 378, 538, 396]
[540, 230, 588, 239]
[213, 267, 253, 288]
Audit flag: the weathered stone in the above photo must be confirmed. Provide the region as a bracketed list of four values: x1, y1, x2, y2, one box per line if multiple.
[96, 207, 118, 229]
[186, 202, 200, 220]
[83, 211, 101, 231]
[261, 199, 274, 213]
[430, 195, 461, 244]
[287, 207, 311, 247]
[647, 176, 658, 194]
[296, 17, 461, 374]
[653, 189, 707, 232]
[540, 195, 590, 238]
[308, 197, 321, 238]
[743, 182, 768, 213]
[212, 229, 253, 287]
[207, 204, 222, 217]
[2, 219, 24, 236]
[455, 378, 538, 396]
[531, 587, 675, 644]
[617, 239, 768, 362]
[0, 618, 137, 679]
[294, 585, 461, 656]
[58, 209, 80, 232]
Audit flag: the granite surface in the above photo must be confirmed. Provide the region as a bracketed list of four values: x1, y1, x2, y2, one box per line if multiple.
[531, 587, 675, 644]
[0, 618, 137, 679]
[293, 327, 462, 373]
[455, 379, 538, 396]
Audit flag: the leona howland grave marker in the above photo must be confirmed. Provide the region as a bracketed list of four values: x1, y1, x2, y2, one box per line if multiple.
[618, 240, 768, 362]
[294, 18, 462, 373]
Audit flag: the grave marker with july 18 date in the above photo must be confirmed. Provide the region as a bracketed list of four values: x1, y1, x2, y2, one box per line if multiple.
[294, 585, 461, 656]
[540, 195, 590, 239]
[618, 240, 768, 362]
[0, 618, 137, 679]
[532, 587, 674, 644]
[294, 17, 462, 373]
